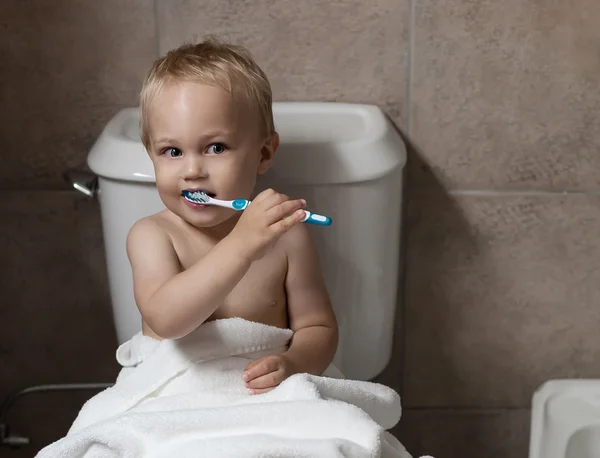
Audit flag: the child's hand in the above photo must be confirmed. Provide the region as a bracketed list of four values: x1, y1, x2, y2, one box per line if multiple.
[228, 188, 306, 262]
[242, 354, 298, 394]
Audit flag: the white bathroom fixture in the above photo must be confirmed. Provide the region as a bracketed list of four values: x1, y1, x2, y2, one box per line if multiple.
[77, 102, 406, 381]
[529, 379, 600, 458]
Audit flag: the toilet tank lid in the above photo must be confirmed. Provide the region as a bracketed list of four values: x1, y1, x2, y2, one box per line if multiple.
[87, 102, 407, 184]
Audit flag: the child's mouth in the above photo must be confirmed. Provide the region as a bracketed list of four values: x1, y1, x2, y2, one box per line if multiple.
[182, 189, 216, 207]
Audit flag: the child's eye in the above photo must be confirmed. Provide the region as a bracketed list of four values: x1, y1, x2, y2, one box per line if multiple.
[163, 147, 183, 158]
[208, 143, 227, 155]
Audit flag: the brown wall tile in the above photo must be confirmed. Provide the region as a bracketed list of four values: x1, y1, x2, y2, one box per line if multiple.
[0, 190, 119, 451]
[410, 0, 600, 190]
[156, 0, 409, 124]
[403, 192, 600, 407]
[0, 1, 157, 189]
[4, 391, 101, 456]
[0, 191, 119, 395]
[397, 408, 530, 458]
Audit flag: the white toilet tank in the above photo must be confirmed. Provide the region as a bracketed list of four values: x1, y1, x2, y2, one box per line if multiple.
[86, 102, 406, 381]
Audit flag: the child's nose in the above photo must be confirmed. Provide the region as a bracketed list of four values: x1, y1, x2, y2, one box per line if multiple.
[182, 155, 207, 180]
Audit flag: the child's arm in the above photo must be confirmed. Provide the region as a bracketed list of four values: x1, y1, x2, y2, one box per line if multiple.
[127, 190, 307, 340]
[126, 218, 252, 339]
[281, 224, 338, 374]
[243, 224, 338, 393]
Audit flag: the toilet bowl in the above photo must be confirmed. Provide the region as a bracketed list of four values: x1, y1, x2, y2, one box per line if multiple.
[529, 379, 600, 458]
[78, 102, 407, 381]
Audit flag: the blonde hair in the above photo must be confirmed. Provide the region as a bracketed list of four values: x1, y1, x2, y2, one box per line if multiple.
[139, 37, 274, 149]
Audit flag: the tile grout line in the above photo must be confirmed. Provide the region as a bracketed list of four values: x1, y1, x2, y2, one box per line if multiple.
[449, 189, 600, 196]
[405, 0, 416, 136]
[398, 0, 418, 401]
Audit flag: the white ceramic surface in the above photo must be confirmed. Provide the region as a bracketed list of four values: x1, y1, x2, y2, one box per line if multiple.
[530, 379, 600, 458]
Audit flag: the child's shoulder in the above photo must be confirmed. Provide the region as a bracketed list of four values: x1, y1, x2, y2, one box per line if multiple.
[126, 212, 176, 253]
[280, 222, 316, 255]
[128, 211, 172, 236]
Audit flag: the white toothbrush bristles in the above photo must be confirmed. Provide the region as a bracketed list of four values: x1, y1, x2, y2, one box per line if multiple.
[184, 190, 210, 203]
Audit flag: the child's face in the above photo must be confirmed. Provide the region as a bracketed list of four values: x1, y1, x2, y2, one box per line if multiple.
[146, 81, 277, 229]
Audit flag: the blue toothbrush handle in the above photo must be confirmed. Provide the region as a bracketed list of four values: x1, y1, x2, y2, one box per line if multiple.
[233, 199, 331, 226]
[302, 211, 332, 226]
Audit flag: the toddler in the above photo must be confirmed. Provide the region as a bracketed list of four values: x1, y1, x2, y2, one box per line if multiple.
[127, 38, 338, 395]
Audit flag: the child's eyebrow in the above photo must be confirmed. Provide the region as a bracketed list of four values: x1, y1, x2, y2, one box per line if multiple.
[153, 137, 178, 146]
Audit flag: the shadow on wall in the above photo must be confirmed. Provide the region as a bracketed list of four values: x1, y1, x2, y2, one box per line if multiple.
[370, 117, 410, 393]
[0, 195, 120, 458]
[393, 137, 492, 456]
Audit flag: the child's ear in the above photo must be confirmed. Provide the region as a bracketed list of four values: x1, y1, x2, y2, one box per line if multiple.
[257, 132, 279, 175]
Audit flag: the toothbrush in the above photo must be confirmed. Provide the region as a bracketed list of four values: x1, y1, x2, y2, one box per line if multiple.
[181, 190, 332, 226]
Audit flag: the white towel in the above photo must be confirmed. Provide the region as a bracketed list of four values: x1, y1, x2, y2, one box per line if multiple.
[36, 318, 428, 458]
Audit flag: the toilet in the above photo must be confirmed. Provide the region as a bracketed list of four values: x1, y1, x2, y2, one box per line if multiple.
[74, 102, 407, 381]
[529, 379, 600, 458]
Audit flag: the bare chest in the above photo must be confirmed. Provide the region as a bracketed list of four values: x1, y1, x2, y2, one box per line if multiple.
[173, 233, 289, 328]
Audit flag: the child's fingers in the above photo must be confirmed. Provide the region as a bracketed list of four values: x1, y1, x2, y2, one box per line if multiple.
[247, 386, 275, 395]
[252, 188, 276, 203]
[270, 209, 306, 234]
[258, 191, 289, 211]
[266, 199, 305, 224]
[243, 357, 279, 382]
[242, 360, 264, 382]
[243, 358, 260, 372]
[245, 368, 284, 390]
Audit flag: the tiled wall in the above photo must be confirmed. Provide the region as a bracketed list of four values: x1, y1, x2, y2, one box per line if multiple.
[1, 1, 599, 457]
